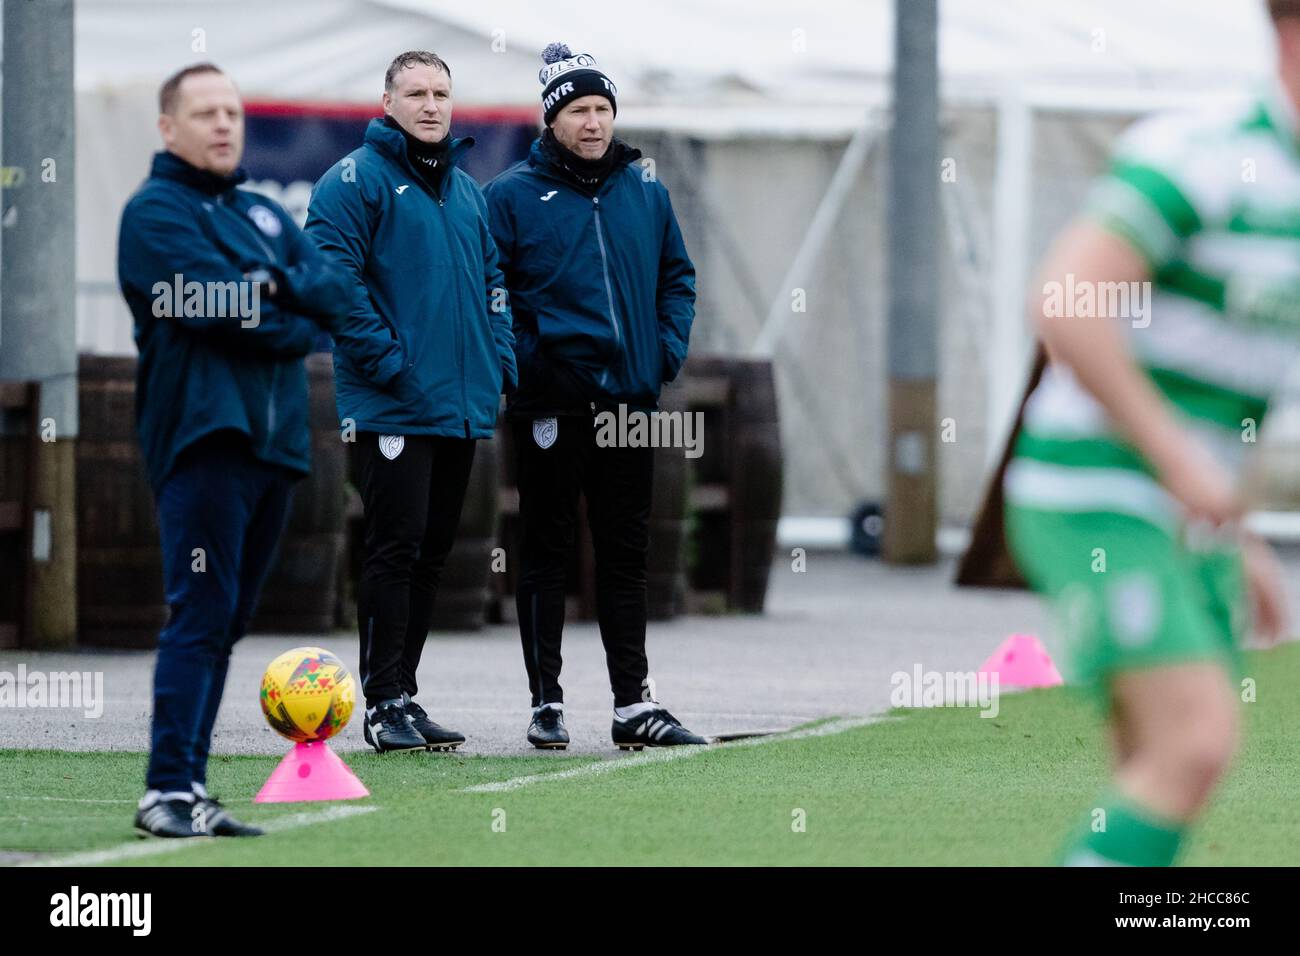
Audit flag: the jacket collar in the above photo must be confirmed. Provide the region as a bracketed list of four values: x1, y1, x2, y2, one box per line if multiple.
[527, 135, 641, 191]
[150, 150, 247, 195]
[364, 117, 475, 179]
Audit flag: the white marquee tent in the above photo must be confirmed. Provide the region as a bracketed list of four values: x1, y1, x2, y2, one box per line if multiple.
[77, 0, 1271, 116]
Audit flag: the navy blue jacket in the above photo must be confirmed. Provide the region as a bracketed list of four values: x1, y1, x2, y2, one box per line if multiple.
[304, 120, 517, 438]
[117, 151, 348, 490]
[485, 137, 696, 418]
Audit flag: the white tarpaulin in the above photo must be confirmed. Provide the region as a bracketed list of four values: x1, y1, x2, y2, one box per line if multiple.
[77, 0, 1272, 124]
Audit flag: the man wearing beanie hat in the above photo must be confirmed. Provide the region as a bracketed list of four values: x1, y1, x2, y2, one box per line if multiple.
[485, 44, 702, 751]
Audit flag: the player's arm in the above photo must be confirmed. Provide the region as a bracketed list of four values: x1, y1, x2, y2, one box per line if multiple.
[478, 200, 517, 394]
[1240, 528, 1289, 643]
[274, 211, 351, 327]
[304, 168, 407, 388]
[1029, 220, 1239, 526]
[484, 183, 524, 392]
[121, 192, 321, 357]
[655, 188, 696, 383]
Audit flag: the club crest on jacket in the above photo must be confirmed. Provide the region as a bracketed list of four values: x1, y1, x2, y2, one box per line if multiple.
[533, 417, 558, 449]
[248, 205, 282, 237]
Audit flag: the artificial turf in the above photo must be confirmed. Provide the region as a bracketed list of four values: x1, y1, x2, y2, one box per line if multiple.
[3, 642, 1298, 866]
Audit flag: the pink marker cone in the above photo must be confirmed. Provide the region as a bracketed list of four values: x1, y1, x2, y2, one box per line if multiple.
[255, 741, 370, 804]
[977, 633, 1063, 689]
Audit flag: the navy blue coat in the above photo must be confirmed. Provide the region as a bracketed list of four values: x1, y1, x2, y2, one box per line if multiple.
[117, 151, 347, 490]
[485, 137, 696, 418]
[304, 120, 517, 438]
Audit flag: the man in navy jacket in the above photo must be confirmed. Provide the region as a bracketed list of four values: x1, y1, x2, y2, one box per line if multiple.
[118, 63, 346, 838]
[306, 51, 516, 753]
[485, 45, 702, 751]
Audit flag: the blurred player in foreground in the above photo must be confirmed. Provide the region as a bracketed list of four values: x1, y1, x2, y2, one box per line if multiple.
[118, 64, 344, 837]
[1004, 0, 1300, 866]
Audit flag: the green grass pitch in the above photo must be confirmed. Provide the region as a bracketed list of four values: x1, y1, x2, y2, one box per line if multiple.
[4, 642, 1299, 866]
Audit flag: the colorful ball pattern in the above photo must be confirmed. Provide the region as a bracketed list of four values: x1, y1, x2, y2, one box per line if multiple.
[259, 646, 355, 743]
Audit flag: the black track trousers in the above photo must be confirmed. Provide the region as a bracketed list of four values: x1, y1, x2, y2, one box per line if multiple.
[354, 432, 476, 707]
[513, 415, 654, 708]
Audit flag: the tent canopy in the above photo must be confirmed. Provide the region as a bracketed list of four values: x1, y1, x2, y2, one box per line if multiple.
[77, 0, 1274, 128]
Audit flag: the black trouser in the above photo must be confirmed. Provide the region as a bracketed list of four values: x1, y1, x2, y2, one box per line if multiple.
[148, 431, 294, 792]
[354, 432, 476, 708]
[513, 415, 654, 708]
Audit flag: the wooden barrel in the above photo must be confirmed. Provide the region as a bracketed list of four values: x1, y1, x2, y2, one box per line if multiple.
[76, 355, 167, 648]
[683, 357, 784, 614]
[728, 359, 783, 612]
[78, 353, 347, 646]
[647, 380, 690, 620]
[250, 353, 346, 632]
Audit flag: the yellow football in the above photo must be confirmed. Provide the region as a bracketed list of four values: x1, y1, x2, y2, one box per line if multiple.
[259, 646, 355, 743]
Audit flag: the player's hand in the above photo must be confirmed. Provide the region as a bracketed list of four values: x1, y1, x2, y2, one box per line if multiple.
[243, 268, 278, 299]
[1243, 534, 1290, 645]
[1157, 439, 1243, 528]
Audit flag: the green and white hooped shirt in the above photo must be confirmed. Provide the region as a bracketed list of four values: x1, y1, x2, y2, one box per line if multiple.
[1007, 86, 1300, 530]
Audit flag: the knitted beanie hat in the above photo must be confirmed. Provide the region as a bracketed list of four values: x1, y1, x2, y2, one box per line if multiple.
[539, 42, 617, 125]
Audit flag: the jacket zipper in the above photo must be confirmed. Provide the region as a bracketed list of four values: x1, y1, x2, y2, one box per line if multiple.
[591, 196, 620, 387]
[532, 171, 624, 387]
[410, 170, 469, 436]
[267, 365, 278, 446]
[437, 188, 457, 435]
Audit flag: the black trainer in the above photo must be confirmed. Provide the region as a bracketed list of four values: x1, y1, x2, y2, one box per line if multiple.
[134, 795, 205, 839]
[192, 796, 264, 837]
[611, 707, 709, 750]
[527, 705, 570, 750]
[363, 699, 427, 753]
[403, 697, 465, 752]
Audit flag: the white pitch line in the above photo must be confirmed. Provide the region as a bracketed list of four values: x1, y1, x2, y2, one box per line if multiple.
[19, 803, 378, 868]
[459, 715, 881, 794]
